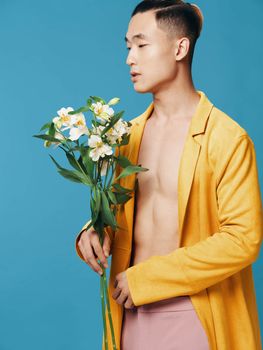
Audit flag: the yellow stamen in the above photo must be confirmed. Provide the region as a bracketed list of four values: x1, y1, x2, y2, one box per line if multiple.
[61, 114, 70, 122]
[76, 120, 84, 126]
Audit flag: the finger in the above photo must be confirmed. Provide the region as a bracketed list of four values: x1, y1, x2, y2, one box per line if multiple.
[91, 236, 108, 269]
[124, 297, 135, 309]
[116, 292, 128, 306]
[82, 240, 103, 275]
[112, 287, 121, 300]
[102, 234, 111, 257]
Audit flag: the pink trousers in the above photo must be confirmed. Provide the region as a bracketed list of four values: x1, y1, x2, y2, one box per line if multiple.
[120, 295, 210, 350]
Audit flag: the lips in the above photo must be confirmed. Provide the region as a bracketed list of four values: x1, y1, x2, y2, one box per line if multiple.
[131, 74, 140, 81]
[130, 72, 141, 77]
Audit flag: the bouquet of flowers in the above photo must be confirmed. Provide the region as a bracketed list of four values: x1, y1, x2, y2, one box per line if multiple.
[33, 95, 148, 350]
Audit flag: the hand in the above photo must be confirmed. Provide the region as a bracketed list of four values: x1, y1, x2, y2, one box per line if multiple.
[77, 227, 111, 275]
[112, 271, 135, 309]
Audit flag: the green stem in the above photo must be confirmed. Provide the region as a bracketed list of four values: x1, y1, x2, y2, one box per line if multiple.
[103, 269, 118, 350]
[97, 159, 102, 185]
[99, 230, 118, 350]
[103, 159, 111, 191]
[109, 145, 120, 188]
[107, 158, 117, 189]
[100, 265, 108, 350]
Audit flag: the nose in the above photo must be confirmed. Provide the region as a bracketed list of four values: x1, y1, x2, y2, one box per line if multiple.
[126, 49, 136, 66]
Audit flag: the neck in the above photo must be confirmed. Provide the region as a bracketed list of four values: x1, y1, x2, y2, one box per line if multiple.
[151, 68, 200, 122]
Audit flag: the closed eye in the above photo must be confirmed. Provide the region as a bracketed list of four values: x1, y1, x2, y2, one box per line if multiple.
[126, 44, 147, 50]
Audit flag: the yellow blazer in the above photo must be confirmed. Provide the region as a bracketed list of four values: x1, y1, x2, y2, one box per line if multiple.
[75, 90, 263, 350]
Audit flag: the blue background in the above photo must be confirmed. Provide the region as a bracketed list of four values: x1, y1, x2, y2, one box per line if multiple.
[1, 0, 262, 349]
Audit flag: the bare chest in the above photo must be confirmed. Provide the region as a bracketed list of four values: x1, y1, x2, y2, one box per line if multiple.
[130, 117, 192, 264]
[136, 118, 191, 197]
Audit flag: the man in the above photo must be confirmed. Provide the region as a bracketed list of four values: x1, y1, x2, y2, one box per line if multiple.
[75, 1, 263, 349]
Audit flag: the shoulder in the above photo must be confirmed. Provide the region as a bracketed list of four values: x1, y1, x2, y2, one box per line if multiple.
[208, 105, 249, 141]
[207, 105, 255, 151]
[206, 105, 255, 174]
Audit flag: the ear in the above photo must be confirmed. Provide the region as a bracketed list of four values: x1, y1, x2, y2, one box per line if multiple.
[174, 37, 190, 61]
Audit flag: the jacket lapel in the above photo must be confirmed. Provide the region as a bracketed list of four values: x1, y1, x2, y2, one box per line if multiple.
[122, 90, 214, 250]
[177, 91, 214, 245]
[121, 103, 154, 249]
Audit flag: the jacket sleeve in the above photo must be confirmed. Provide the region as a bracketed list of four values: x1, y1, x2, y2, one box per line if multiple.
[125, 134, 263, 306]
[75, 146, 123, 262]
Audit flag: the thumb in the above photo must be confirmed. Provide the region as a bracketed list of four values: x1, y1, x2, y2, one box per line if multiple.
[102, 234, 111, 257]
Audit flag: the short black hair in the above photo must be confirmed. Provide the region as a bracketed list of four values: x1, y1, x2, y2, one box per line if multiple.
[131, 0, 203, 67]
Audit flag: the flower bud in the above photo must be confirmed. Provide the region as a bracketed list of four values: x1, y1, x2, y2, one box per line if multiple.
[108, 97, 120, 106]
[44, 140, 51, 148]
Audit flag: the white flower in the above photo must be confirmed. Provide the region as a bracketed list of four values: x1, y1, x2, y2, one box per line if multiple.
[52, 116, 62, 129]
[73, 112, 87, 128]
[115, 119, 131, 135]
[69, 126, 90, 141]
[88, 135, 113, 161]
[91, 125, 106, 136]
[102, 104, 114, 117]
[53, 107, 76, 131]
[91, 102, 114, 124]
[105, 119, 131, 144]
[53, 107, 89, 141]
[68, 113, 90, 141]
[91, 102, 103, 115]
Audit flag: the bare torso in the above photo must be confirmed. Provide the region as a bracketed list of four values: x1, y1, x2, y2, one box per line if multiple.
[130, 111, 192, 266]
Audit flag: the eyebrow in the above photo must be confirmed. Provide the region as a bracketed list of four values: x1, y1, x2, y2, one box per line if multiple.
[124, 33, 148, 43]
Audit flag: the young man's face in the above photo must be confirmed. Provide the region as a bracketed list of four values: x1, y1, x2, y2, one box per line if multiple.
[125, 10, 178, 94]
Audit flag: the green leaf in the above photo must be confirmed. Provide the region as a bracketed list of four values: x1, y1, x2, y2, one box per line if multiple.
[114, 154, 132, 168]
[80, 146, 94, 178]
[65, 152, 81, 171]
[66, 152, 93, 183]
[69, 145, 81, 152]
[93, 187, 101, 222]
[111, 183, 133, 193]
[49, 154, 93, 185]
[90, 187, 101, 223]
[115, 165, 149, 181]
[33, 134, 62, 142]
[86, 98, 92, 108]
[77, 155, 89, 175]
[40, 122, 51, 131]
[90, 195, 95, 216]
[49, 122, 56, 137]
[100, 191, 117, 228]
[114, 192, 132, 204]
[57, 168, 84, 183]
[107, 190, 117, 205]
[90, 95, 106, 104]
[68, 106, 90, 115]
[49, 154, 63, 169]
[92, 212, 104, 237]
[100, 111, 124, 136]
[119, 132, 130, 146]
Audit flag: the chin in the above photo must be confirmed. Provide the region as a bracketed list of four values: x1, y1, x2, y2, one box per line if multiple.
[133, 82, 152, 94]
